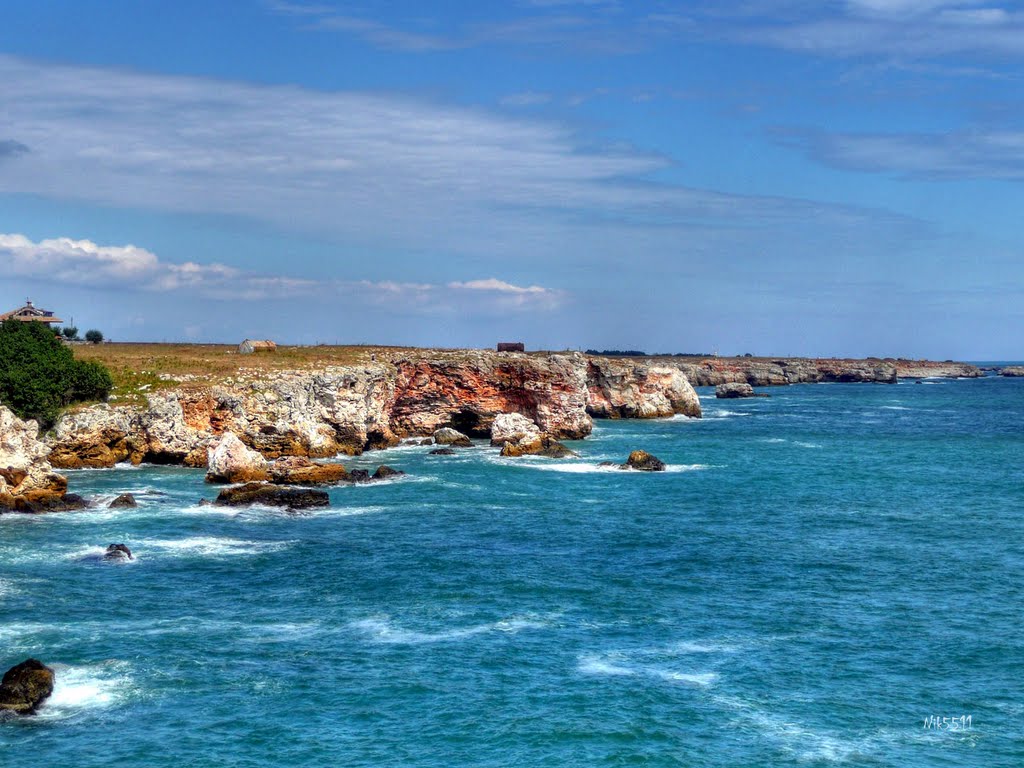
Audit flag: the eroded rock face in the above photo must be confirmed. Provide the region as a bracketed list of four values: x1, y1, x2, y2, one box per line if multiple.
[205, 432, 269, 484]
[0, 659, 55, 715]
[0, 406, 69, 510]
[621, 450, 666, 472]
[43, 351, 707, 470]
[588, 359, 702, 419]
[214, 483, 330, 508]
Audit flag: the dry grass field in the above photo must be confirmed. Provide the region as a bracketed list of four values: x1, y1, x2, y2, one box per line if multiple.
[71, 343, 418, 406]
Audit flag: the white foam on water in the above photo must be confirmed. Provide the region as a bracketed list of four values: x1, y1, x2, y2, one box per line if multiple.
[501, 460, 710, 475]
[350, 615, 545, 645]
[706, 409, 754, 419]
[137, 536, 292, 558]
[577, 653, 717, 688]
[761, 438, 787, 444]
[793, 441, 823, 449]
[881, 405, 911, 411]
[710, 693, 883, 763]
[0, 577, 18, 598]
[36, 661, 135, 721]
[670, 640, 741, 654]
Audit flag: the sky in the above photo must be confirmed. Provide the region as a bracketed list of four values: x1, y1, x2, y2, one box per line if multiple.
[1, 0, 1022, 358]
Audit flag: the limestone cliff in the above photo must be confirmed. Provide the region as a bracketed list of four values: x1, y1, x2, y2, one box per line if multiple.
[0, 406, 69, 509]
[45, 351, 698, 469]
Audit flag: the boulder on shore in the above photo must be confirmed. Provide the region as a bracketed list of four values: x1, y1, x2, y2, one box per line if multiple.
[205, 433, 269, 484]
[432, 427, 472, 447]
[213, 483, 329, 509]
[104, 543, 134, 561]
[715, 382, 764, 399]
[0, 659, 55, 715]
[621, 450, 666, 472]
[109, 493, 137, 509]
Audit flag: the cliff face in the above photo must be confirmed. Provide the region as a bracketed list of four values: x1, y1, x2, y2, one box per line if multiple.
[0, 406, 68, 508]
[45, 351, 699, 469]
[669, 357, 980, 386]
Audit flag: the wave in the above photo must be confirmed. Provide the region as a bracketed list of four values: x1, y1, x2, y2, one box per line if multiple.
[136, 536, 293, 558]
[496, 459, 710, 475]
[792, 441, 822, 449]
[36, 661, 136, 721]
[880, 405, 911, 411]
[350, 615, 546, 645]
[705, 409, 754, 419]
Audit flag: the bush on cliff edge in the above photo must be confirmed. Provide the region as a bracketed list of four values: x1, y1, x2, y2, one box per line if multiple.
[0, 319, 113, 427]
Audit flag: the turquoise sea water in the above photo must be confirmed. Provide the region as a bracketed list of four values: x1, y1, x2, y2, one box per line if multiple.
[2, 374, 1022, 766]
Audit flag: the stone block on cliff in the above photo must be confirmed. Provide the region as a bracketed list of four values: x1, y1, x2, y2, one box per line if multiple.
[205, 432, 270, 484]
[433, 427, 472, 447]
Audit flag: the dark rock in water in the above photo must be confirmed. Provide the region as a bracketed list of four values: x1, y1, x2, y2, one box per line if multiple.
[13, 493, 89, 514]
[214, 483, 329, 509]
[348, 469, 371, 483]
[715, 382, 767, 399]
[419, 438, 433, 446]
[429, 448, 457, 456]
[372, 465, 405, 480]
[104, 543, 134, 561]
[621, 450, 666, 472]
[0, 659, 55, 715]
[598, 461, 617, 467]
[109, 493, 137, 508]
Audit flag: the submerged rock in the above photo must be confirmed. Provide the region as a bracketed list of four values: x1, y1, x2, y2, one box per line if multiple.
[0, 659, 55, 715]
[104, 543, 134, 561]
[214, 483, 329, 509]
[621, 450, 666, 472]
[428, 448, 457, 456]
[419, 438, 433, 446]
[348, 469, 371, 483]
[432, 427, 472, 447]
[109, 493, 137, 509]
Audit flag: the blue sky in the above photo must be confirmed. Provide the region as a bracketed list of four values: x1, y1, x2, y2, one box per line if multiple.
[1, 0, 1022, 357]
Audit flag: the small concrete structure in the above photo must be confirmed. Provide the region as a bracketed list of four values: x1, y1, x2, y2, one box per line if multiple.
[238, 339, 277, 354]
[0, 299, 62, 325]
[497, 342, 525, 353]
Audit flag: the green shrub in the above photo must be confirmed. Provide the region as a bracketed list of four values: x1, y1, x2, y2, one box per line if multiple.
[85, 329, 104, 344]
[62, 326, 79, 340]
[0, 320, 113, 427]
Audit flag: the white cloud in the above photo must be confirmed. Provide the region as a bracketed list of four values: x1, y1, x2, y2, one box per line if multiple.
[0, 232, 565, 311]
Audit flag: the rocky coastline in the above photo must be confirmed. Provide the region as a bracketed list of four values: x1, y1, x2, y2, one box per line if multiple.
[0, 348, 984, 512]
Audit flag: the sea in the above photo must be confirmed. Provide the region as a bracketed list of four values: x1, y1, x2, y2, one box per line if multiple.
[2, 371, 1022, 767]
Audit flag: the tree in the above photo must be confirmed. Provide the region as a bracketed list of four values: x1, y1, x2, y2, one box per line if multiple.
[0, 320, 113, 427]
[62, 326, 79, 341]
[85, 329, 104, 344]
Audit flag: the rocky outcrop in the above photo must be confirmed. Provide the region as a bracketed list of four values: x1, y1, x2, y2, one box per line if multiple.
[668, 356, 978, 387]
[109, 493, 137, 508]
[432, 427, 472, 447]
[205, 432, 269, 484]
[41, 350, 707, 472]
[621, 450, 666, 472]
[214, 483, 330, 509]
[1000, 366, 1024, 377]
[268, 456, 349, 485]
[104, 543, 134, 561]
[500, 436, 575, 458]
[715, 382, 763, 399]
[0, 659, 55, 715]
[0, 406, 70, 511]
[490, 413, 541, 447]
[588, 359, 702, 419]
